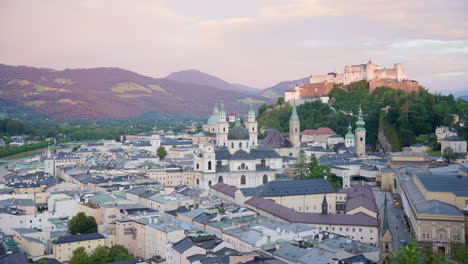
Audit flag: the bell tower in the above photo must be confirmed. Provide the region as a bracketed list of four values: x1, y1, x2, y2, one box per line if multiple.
[245, 104, 258, 147]
[216, 104, 229, 147]
[289, 104, 301, 148]
[354, 108, 366, 157]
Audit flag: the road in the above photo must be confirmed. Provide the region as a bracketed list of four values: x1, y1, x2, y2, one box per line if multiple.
[373, 189, 413, 251]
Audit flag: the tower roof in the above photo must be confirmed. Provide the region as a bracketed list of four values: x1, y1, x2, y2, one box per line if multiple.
[345, 124, 355, 139]
[355, 108, 366, 131]
[228, 117, 249, 140]
[218, 104, 226, 117]
[290, 105, 299, 121]
[248, 104, 255, 117]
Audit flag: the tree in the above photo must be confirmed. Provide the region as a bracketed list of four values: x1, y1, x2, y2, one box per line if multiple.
[70, 247, 91, 264]
[307, 155, 331, 179]
[276, 97, 285, 105]
[294, 150, 308, 179]
[108, 245, 133, 262]
[157, 146, 167, 160]
[258, 104, 268, 116]
[68, 212, 98, 235]
[442, 147, 456, 160]
[388, 240, 421, 264]
[114, 135, 121, 142]
[89, 246, 111, 264]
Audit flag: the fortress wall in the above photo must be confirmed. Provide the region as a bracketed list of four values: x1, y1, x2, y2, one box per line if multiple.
[369, 79, 419, 94]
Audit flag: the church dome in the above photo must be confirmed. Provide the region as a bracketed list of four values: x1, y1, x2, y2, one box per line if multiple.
[207, 115, 218, 126]
[228, 118, 249, 140]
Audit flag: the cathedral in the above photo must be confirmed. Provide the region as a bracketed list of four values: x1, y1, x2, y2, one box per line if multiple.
[194, 104, 290, 189]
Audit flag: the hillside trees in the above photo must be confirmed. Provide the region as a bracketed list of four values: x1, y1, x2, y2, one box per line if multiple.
[257, 81, 467, 151]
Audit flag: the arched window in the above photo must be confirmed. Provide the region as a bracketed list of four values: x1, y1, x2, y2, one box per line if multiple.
[263, 175, 268, 184]
[239, 142, 242, 148]
[208, 180, 212, 187]
[260, 159, 266, 167]
[196, 179, 200, 185]
[223, 128, 225, 132]
[360, 137, 363, 142]
[252, 127, 254, 132]
[241, 175, 246, 185]
[295, 127, 298, 133]
[208, 161, 212, 170]
[231, 142, 234, 148]
[196, 163, 199, 170]
[218, 176, 223, 183]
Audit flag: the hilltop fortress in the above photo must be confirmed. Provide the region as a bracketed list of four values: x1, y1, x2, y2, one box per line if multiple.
[285, 61, 419, 105]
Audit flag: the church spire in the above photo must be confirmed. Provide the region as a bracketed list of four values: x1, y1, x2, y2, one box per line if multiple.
[321, 195, 328, 215]
[355, 107, 366, 131]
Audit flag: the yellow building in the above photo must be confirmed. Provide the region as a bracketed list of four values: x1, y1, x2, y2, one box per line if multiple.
[389, 151, 430, 168]
[392, 166, 466, 254]
[52, 233, 105, 262]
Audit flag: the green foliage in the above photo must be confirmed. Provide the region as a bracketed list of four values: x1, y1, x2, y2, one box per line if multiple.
[34, 260, 47, 264]
[68, 212, 98, 235]
[307, 156, 331, 179]
[276, 97, 285, 105]
[388, 239, 421, 264]
[442, 147, 456, 160]
[70, 245, 133, 264]
[108, 245, 134, 262]
[0, 119, 27, 136]
[72, 145, 81, 152]
[157, 146, 167, 160]
[89, 246, 111, 264]
[0, 140, 54, 158]
[450, 242, 468, 263]
[70, 247, 91, 264]
[293, 150, 308, 180]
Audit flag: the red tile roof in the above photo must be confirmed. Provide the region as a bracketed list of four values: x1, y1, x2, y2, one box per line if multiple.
[301, 127, 335, 135]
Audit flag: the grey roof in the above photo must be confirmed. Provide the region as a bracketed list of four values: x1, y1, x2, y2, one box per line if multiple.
[396, 167, 463, 216]
[0, 252, 29, 264]
[231, 150, 257, 160]
[240, 179, 336, 197]
[193, 213, 217, 225]
[211, 183, 238, 197]
[0, 199, 35, 207]
[442, 136, 465, 141]
[246, 197, 378, 227]
[172, 235, 224, 253]
[258, 129, 293, 148]
[215, 148, 232, 160]
[53, 233, 104, 244]
[417, 173, 468, 196]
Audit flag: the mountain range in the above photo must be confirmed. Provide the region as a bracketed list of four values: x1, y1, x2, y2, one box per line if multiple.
[0, 64, 274, 120]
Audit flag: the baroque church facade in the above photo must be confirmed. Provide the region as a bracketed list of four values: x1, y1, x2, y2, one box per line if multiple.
[194, 105, 286, 189]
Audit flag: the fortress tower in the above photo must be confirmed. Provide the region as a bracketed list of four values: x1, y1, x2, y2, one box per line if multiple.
[289, 105, 301, 148]
[354, 108, 366, 157]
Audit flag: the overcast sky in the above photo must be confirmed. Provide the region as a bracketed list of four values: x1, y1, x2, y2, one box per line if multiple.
[1, 0, 467, 93]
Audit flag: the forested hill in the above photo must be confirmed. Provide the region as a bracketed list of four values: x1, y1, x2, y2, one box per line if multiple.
[257, 81, 468, 151]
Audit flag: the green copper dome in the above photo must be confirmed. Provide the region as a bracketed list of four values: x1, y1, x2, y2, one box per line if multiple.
[228, 117, 249, 140]
[248, 104, 255, 117]
[355, 108, 366, 131]
[207, 115, 218, 126]
[218, 104, 226, 117]
[345, 124, 355, 139]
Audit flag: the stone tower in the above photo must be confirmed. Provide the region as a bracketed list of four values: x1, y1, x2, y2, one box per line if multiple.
[150, 128, 161, 155]
[44, 146, 55, 176]
[245, 104, 258, 147]
[289, 104, 301, 148]
[345, 124, 355, 148]
[354, 108, 366, 157]
[216, 104, 229, 147]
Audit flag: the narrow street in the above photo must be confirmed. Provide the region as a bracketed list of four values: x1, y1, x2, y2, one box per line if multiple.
[373, 189, 413, 251]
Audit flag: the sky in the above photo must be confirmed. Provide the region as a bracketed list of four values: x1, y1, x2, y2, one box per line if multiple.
[1, 0, 467, 93]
